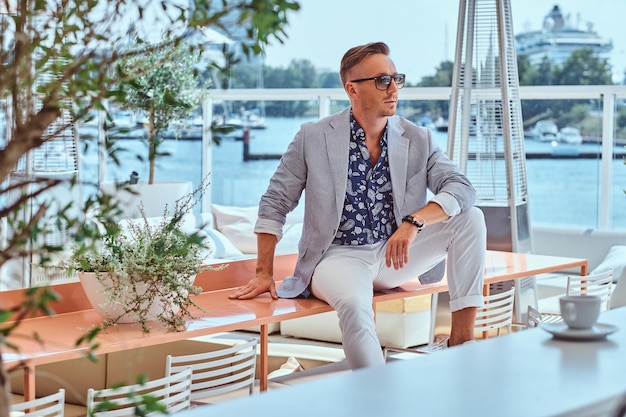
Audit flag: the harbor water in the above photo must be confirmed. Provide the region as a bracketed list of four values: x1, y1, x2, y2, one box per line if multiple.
[81, 116, 626, 230]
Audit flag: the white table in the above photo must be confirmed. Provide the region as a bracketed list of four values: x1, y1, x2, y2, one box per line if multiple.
[177, 307, 626, 417]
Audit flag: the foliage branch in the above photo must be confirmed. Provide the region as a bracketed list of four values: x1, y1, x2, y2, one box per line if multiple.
[0, 0, 299, 414]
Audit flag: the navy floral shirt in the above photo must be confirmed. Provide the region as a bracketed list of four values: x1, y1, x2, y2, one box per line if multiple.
[333, 113, 397, 245]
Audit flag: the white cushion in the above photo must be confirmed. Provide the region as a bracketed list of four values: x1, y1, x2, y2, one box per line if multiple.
[211, 204, 258, 254]
[275, 222, 302, 255]
[217, 221, 257, 254]
[211, 204, 303, 255]
[591, 245, 626, 310]
[200, 229, 244, 259]
[211, 204, 258, 227]
[591, 245, 626, 283]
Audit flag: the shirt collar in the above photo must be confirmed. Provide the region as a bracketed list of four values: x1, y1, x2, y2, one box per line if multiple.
[350, 110, 389, 146]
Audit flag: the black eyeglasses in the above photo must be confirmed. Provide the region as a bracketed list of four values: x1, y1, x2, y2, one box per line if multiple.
[350, 73, 406, 90]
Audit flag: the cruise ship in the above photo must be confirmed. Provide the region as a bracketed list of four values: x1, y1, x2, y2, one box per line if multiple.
[515, 5, 612, 67]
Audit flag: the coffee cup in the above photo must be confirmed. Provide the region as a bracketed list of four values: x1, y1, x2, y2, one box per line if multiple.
[559, 295, 601, 329]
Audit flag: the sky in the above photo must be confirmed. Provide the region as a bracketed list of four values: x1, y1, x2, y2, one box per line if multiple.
[262, 0, 626, 84]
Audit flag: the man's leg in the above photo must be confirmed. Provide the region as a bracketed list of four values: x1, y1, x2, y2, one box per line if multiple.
[375, 207, 486, 345]
[449, 307, 477, 346]
[310, 244, 384, 370]
[445, 207, 486, 345]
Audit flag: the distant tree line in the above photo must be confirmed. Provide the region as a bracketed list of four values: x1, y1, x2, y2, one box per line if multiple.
[413, 48, 620, 132]
[516, 49, 615, 130]
[225, 48, 625, 135]
[227, 59, 341, 117]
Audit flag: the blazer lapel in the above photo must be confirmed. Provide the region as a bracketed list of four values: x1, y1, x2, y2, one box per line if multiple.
[323, 112, 409, 223]
[387, 118, 409, 218]
[326, 111, 351, 218]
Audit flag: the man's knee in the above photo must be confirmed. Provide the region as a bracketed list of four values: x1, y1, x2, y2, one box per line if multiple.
[457, 206, 487, 240]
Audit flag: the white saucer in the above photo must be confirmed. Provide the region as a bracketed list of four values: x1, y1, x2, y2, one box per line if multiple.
[541, 322, 619, 341]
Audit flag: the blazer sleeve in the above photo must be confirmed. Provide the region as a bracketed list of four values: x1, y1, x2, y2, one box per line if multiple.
[255, 125, 308, 239]
[417, 126, 476, 213]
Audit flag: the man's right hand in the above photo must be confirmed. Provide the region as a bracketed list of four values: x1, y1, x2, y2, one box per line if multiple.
[228, 273, 278, 300]
[229, 232, 279, 300]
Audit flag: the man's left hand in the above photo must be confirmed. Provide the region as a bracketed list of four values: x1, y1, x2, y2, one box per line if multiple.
[385, 223, 420, 270]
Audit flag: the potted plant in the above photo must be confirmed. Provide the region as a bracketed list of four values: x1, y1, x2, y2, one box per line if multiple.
[100, 34, 207, 218]
[66, 183, 216, 332]
[115, 34, 205, 184]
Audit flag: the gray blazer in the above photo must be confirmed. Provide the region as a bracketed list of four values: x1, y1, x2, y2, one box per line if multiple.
[254, 107, 476, 297]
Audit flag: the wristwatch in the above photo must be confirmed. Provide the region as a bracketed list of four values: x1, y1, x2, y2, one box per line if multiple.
[401, 215, 425, 232]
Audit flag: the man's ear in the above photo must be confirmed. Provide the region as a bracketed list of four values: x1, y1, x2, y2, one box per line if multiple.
[345, 82, 358, 97]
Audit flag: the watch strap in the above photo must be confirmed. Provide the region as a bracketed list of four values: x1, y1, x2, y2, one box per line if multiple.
[402, 215, 425, 232]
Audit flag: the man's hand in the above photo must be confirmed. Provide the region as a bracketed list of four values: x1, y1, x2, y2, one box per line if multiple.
[230, 232, 279, 300]
[385, 223, 420, 270]
[228, 273, 278, 300]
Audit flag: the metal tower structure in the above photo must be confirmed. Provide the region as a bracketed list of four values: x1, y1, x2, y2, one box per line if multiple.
[446, 0, 535, 319]
[448, 0, 531, 253]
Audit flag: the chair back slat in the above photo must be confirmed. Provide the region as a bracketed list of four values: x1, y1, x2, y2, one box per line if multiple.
[10, 389, 65, 417]
[87, 367, 192, 416]
[166, 336, 258, 401]
[474, 287, 516, 336]
[567, 269, 614, 310]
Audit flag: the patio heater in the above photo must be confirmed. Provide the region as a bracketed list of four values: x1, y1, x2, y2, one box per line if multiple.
[446, 0, 536, 321]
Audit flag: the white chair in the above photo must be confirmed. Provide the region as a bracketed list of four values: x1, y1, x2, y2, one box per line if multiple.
[384, 286, 516, 359]
[610, 270, 626, 310]
[86, 367, 192, 416]
[165, 336, 258, 404]
[10, 389, 65, 417]
[567, 269, 614, 308]
[530, 269, 614, 327]
[474, 286, 517, 337]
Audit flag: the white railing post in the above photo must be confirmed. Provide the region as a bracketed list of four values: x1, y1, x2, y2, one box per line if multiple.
[600, 93, 616, 229]
[202, 96, 214, 213]
[319, 95, 332, 119]
[97, 106, 107, 185]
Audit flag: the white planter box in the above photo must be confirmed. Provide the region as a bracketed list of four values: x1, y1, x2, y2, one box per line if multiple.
[100, 181, 193, 219]
[78, 272, 192, 324]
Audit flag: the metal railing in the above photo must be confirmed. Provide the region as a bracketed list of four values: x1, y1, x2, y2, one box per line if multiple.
[4, 85, 625, 230]
[201, 85, 626, 230]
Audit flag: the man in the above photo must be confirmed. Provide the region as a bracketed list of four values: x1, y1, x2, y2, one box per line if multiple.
[229, 41, 486, 369]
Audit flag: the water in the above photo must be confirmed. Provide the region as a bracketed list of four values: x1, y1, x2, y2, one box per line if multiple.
[81, 117, 626, 230]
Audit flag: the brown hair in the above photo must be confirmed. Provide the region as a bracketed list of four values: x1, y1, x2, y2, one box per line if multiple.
[339, 42, 390, 86]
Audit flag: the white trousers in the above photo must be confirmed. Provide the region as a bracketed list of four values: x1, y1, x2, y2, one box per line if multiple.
[310, 207, 486, 369]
